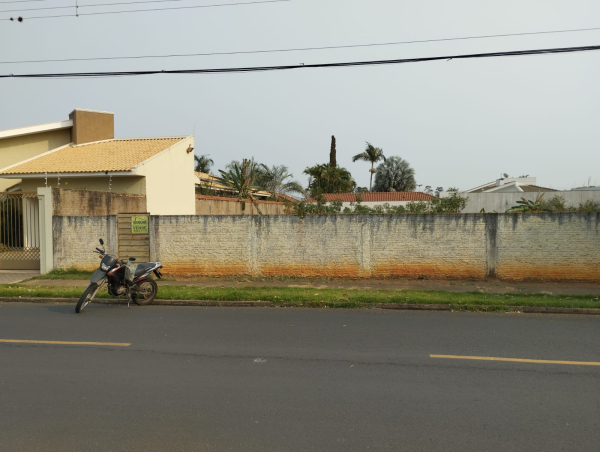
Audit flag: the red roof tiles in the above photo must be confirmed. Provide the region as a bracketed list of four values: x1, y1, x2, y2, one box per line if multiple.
[306, 192, 436, 202]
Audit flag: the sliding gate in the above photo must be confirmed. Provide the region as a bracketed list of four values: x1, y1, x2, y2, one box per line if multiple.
[0, 192, 40, 270]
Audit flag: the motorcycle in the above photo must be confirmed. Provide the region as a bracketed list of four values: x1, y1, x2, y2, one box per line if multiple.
[76, 238, 163, 313]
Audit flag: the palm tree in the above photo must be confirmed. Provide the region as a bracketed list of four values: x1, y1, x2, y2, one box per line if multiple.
[352, 142, 386, 191]
[257, 165, 303, 200]
[304, 164, 356, 197]
[217, 159, 263, 214]
[194, 154, 214, 173]
[373, 156, 416, 192]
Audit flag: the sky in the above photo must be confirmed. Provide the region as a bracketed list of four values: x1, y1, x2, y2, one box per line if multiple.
[1, 0, 599, 191]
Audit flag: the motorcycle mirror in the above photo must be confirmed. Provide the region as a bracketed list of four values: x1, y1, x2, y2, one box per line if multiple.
[99, 238, 104, 245]
[129, 257, 136, 262]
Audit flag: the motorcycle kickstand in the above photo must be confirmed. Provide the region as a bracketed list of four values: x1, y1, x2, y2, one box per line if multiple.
[127, 295, 132, 308]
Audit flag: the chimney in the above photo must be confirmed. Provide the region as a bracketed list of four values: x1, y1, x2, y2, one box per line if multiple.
[69, 109, 114, 145]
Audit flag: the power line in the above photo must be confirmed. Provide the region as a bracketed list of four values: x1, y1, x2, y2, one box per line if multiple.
[1, 0, 289, 19]
[3, 26, 600, 65]
[1, 0, 222, 13]
[2, 44, 599, 79]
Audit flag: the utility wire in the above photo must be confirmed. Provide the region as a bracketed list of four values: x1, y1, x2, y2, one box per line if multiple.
[1, 0, 289, 19]
[3, 26, 600, 65]
[0, 0, 44, 3]
[1, 0, 224, 13]
[2, 44, 599, 79]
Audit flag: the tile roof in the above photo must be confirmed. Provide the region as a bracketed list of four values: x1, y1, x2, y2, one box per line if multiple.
[519, 185, 557, 192]
[0, 137, 185, 175]
[307, 192, 437, 202]
[469, 183, 557, 193]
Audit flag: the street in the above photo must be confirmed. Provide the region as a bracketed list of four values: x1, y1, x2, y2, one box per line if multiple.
[1, 302, 599, 452]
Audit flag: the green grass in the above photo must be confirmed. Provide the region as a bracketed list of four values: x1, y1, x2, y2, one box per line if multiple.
[0, 284, 598, 311]
[31, 268, 92, 280]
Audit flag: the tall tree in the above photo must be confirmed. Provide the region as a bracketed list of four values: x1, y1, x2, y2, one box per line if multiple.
[304, 164, 356, 197]
[217, 159, 263, 214]
[373, 156, 416, 192]
[257, 164, 304, 200]
[352, 142, 386, 191]
[329, 135, 337, 168]
[194, 154, 214, 173]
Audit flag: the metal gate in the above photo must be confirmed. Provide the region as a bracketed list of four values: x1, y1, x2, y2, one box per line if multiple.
[0, 192, 40, 270]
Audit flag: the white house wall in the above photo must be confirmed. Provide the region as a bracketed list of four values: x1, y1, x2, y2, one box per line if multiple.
[135, 137, 195, 215]
[461, 190, 600, 213]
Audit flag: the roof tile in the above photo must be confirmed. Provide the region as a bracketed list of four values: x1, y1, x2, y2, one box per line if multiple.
[0, 137, 185, 174]
[307, 192, 436, 202]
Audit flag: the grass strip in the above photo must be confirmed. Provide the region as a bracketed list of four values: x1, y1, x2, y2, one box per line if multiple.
[1, 284, 599, 311]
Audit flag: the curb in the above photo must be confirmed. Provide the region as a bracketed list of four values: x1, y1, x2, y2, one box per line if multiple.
[1, 297, 599, 314]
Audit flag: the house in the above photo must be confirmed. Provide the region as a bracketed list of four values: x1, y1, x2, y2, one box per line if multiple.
[306, 192, 437, 208]
[195, 171, 270, 199]
[459, 176, 556, 194]
[440, 176, 600, 213]
[0, 109, 196, 215]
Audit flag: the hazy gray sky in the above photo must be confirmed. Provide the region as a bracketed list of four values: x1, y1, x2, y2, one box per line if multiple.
[2, 0, 599, 191]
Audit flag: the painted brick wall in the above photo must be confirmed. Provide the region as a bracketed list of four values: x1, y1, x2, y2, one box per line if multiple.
[52, 188, 146, 217]
[53, 216, 117, 270]
[52, 213, 600, 281]
[496, 213, 600, 281]
[195, 195, 287, 215]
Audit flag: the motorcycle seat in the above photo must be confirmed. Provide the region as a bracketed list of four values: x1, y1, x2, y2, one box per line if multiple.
[134, 262, 159, 278]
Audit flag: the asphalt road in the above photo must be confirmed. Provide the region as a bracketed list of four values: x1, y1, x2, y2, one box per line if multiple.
[1, 303, 599, 452]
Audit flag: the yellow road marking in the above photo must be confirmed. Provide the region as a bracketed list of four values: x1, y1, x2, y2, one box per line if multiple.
[0, 339, 130, 347]
[430, 354, 600, 366]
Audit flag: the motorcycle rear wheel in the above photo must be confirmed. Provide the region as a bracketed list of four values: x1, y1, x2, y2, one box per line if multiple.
[76, 284, 99, 313]
[133, 279, 158, 306]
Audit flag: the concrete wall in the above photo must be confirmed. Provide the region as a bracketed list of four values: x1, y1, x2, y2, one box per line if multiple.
[52, 188, 146, 216]
[195, 195, 287, 215]
[20, 176, 146, 194]
[52, 213, 600, 281]
[460, 190, 600, 213]
[0, 129, 72, 191]
[53, 216, 118, 270]
[136, 137, 196, 215]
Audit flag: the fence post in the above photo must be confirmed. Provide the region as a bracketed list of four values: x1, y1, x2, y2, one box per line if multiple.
[37, 187, 53, 274]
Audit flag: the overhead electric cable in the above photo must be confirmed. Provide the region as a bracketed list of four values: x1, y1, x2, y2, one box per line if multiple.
[0, 0, 44, 3]
[1, 0, 289, 19]
[0, 0, 237, 13]
[2, 44, 599, 79]
[2, 26, 600, 65]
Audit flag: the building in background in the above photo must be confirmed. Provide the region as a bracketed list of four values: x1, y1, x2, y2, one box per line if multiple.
[0, 109, 195, 215]
[306, 192, 437, 208]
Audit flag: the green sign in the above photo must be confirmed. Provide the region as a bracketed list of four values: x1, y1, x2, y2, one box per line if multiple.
[131, 215, 149, 234]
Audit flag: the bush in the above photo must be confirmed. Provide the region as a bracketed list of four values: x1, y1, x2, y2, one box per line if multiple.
[284, 192, 468, 218]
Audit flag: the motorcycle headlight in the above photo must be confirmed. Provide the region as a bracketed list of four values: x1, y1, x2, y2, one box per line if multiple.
[101, 263, 111, 271]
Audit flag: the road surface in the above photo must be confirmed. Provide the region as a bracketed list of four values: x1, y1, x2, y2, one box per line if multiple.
[1, 302, 599, 451]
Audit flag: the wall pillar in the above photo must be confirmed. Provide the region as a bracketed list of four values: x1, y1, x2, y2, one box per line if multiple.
[484, 213, 498, 279]
[37, 186, 54, 274]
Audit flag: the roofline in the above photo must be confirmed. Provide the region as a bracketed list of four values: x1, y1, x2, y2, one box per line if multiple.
[69, 108, 114, 115]
[1, 171, 135, 179]
[0, 120, 73, 140]
[71, 136, 188, 148]
[0, 142, 73, 174]
[130, 136, 192, 171]
[484, 181, 524, 193]
[463, 181, 496, 193]
[0, 136, 191, 176]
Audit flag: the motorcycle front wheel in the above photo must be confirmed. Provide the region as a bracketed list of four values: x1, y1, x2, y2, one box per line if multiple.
[76, 283, 99, 313]
[133, 279, 158, 306]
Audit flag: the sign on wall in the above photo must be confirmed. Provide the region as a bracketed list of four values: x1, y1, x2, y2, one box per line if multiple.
[131, 215, 149, 234]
